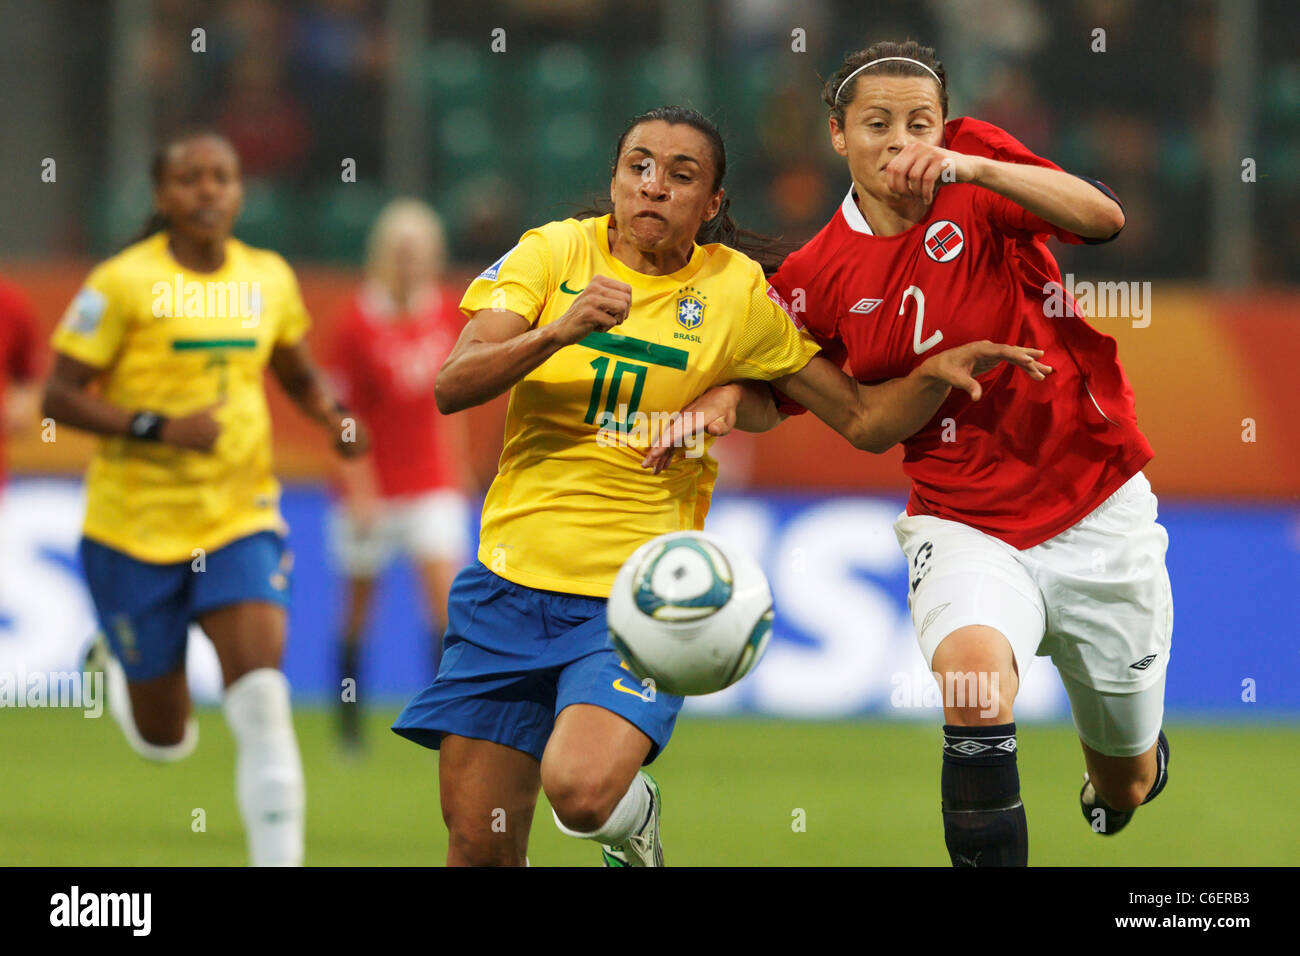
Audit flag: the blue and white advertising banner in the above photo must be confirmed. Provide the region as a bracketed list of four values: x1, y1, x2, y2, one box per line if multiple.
[4, 478, 1297, 720]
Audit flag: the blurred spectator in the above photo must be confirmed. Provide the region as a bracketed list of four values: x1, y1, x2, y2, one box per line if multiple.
[289, 0, 388, 180]
[217, 55, 312, 178]
[971, 63, 1053, 156]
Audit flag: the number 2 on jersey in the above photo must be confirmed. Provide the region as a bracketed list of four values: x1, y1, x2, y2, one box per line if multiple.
[902, 285, 943, 355]
[585, 356, 647, 430]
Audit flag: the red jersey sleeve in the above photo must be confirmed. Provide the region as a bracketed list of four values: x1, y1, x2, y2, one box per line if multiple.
[947, 117, 1122, 246]
[0, 282, 39, 382]
[767, 252, 844, 416]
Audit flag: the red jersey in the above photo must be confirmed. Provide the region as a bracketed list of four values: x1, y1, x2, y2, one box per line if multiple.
[0, 278, 39, 486]
[771, 118, 1152, 550]
[328, 284, 461, 498]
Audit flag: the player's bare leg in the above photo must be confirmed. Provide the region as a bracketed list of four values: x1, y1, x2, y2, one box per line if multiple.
[414, 556, 458, 674]
[930, 625, 1027, 866]
[338, 574, 376, 749]
[1082, 740, 1158, 812]
[125, 666, 192, 746]
[1078, 733, 1170, 835]
[542, 704, 662, 866]
[439, 734, 541, 866]
[202, 601, 304, 866]
[1063, 671, 1171, 835]
[83, 633, 198, 761]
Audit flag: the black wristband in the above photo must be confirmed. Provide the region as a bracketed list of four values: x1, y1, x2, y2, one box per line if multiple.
[128, 411, 167, 442]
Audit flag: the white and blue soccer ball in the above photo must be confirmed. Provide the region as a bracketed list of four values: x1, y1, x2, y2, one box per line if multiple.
[607, 531, 774, 696]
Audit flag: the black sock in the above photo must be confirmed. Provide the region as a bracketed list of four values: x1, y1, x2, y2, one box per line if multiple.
[340, 640, 361, 739]
[941, 723, 1028, 867]
[1141, 729, 1170, 805]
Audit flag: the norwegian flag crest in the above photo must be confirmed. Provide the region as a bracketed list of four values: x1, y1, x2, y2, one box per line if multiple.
[923, 220, 965, 263]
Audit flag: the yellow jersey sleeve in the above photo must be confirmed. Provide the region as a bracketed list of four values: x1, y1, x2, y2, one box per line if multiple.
[50, 263, 128, 369]
[273, 256, 310, 346]
[459, 227, 555, 325]
[726, 273, 821, 381]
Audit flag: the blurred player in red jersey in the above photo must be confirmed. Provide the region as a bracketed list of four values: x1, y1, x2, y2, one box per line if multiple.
[326, 199, 470, 751]
[0, 277, 41, 485]
[660, 40, 1172, 866]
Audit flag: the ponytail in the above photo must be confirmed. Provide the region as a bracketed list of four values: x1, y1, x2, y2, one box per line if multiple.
[126, 211, 170, 248]
[693, 195, 793, 275]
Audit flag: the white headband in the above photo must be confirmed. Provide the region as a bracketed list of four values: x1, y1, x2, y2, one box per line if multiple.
[834, 56, 943, 104]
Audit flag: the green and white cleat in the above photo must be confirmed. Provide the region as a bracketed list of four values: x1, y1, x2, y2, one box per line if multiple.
[601, 771, 663, 867]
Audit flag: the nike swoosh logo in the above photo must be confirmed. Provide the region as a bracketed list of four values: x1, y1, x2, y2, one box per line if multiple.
[560, 280, 585, 295]
[612, 677, 644, 698]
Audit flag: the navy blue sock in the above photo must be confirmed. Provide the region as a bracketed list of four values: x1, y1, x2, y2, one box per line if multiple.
[1141, 730, 1170, 805]
[941, 723, 1028, 867]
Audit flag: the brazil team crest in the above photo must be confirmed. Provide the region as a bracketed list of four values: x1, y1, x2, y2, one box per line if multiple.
[676, 286, 706, 331]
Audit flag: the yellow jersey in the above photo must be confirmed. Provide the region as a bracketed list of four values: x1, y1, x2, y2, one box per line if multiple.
[51, 232, 310, 563]
[462, 214, 820, 597]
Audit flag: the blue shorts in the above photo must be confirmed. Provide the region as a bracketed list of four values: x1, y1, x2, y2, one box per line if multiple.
[79, 531, 293, 681]
[392, 562, 683, 764]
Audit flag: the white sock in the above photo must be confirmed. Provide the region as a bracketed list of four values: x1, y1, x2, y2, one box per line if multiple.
[552, 776, 650, 844]
[105, 651, 198, 762]
[222, 668, 305, 867]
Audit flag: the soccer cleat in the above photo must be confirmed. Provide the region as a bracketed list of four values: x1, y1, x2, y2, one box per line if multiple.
[338, 701, 364, 756]
[601, 771, 663, 867]
[82, 632, 109, 680]
[1080, 773, 1134, 836]
[82, 632, 120, 710]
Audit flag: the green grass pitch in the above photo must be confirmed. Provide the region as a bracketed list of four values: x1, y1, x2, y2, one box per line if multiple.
[2, 706, 1296, 866]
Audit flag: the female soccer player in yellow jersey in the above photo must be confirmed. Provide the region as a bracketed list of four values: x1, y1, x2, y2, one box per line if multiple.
[392, 105, 1051, 867]
[42, 130, 366, 866]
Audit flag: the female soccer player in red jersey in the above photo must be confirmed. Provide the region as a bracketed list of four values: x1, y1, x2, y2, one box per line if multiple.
[326, 199, 470, 752]
[665, 41, 1172, 866]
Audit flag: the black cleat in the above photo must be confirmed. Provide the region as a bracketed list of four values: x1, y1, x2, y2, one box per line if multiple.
[1080, 774, 1133, 835]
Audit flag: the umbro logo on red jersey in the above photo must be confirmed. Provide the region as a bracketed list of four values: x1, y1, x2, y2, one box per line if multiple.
[848, 298, 882, 314]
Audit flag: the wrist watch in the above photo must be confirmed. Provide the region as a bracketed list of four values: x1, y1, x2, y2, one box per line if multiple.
[128, 411, 167, 441]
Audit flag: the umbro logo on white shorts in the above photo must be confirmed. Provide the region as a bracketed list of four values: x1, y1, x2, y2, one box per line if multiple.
[1129, 654, 1158, 670]
[849, 297, 883, 314]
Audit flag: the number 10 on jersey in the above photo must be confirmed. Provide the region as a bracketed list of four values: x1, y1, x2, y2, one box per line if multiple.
[585, 357, 647, 432]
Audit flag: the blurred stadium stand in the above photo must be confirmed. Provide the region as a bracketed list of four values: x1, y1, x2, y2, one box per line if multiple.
[0, 0, 1296, 282]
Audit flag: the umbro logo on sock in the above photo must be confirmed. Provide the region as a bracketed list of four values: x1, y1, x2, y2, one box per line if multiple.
[945, 737, 1017, 756]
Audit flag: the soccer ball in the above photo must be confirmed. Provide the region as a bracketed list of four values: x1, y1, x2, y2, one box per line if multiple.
[607, 531, 774, 696]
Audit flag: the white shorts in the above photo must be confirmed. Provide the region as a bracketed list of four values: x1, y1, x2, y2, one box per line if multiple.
[327, 489, 469, 579]
[893, 471, 1173, 756]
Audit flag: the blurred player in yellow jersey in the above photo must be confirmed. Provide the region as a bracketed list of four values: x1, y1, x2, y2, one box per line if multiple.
[392, 106, 1048, 866]
[42, 130, 366, 866]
